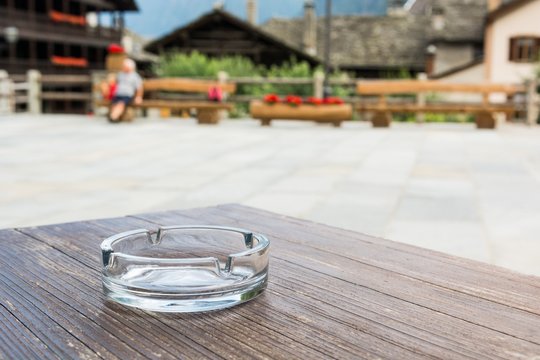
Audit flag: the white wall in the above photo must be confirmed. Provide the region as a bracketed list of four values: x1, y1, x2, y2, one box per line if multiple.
[436, 63, 485, 103]
[434, 44, 476, 75]
[439, 62, 485, 84]
[489, 0, 540, 83]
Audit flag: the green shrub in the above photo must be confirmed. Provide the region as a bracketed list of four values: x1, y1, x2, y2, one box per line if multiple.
[154, 51, 262, 78]
[154, 51, 352, 97]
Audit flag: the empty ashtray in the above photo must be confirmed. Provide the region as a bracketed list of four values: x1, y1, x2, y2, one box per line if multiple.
[100, 225, 270, 313]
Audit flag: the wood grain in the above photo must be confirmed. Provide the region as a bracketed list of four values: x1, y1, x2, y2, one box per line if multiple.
[356, 102, 516, 114]
[357, 81, 523, 95]
[95, 99, 233, 111]
[143, 78, 236, 94]
[0, 205, 539, 359]
[250, 100, 353, 122]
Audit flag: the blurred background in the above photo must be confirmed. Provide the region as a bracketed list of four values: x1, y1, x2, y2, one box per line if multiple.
[1, 0, 540, 276]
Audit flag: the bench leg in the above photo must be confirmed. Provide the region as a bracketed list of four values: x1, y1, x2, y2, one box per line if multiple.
[197, 109, 220, 124]
[476, 112, 496, 129]
[260, 118, 272, 126]
[332, 121, 342, 127]
[371, 112, 391, 127]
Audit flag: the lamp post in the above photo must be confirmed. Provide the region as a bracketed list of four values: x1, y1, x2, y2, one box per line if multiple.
[4, 27, 19, 44]
[323, 0, 332, 98]
[425, 44, 437, 76]
[2, 27, 19, 64]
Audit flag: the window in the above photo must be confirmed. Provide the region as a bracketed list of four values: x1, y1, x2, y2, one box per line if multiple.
[36, 41, 49, 60]
[509, 36, 540, 62]
[14, 0, 28, 10]
[430, 7, 445, 31]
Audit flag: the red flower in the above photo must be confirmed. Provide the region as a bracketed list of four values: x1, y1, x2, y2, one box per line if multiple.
[307, 97, 323, 105]
[263, 93, 280, 104]
[323, 97, 345, 105]
[285, 95, 303, 106]
[107, 43, 125, 54]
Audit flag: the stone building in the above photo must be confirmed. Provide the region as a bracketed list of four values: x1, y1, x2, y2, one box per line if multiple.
[263, 0, 490, 78]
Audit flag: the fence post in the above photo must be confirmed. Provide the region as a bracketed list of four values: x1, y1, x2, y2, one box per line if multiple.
[217, 71, 229, 119]
[217, 71, 229, 97]
[416, 73, 427, 123]
[27, 69, 42, 114]
[91, 71, 107, 115]
[526, 79, 539, 127]
[0, 70, 14, 114]
[313, 71, 324, 98]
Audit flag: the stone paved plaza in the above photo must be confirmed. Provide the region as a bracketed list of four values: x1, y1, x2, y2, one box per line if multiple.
[1, 114, 540, 276]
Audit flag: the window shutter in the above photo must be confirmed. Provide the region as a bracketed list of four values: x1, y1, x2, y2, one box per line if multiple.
[509, 38, 516, 61]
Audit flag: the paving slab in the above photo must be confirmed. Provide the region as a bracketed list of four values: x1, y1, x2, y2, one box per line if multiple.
[1, 114, 540, 276]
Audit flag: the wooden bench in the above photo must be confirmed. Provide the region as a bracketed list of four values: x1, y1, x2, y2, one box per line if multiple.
[96, 78, 236, 124]
[250, 100, 353, 127]
[356, 80, 522, 129]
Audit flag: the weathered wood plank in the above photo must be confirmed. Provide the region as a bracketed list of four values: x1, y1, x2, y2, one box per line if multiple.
[250, 100, 352, 124]
[95, 99, 233, 111]
[10, 221, 353, 359]
[67, 212, 536, 354]
[15, 220, 428, 359]
[0, 229, 213, 360]
[40, 92, 92, 101]
[356, 102, 516, 113]
[357, 81, 523, 95]
[2, 205, 540, 359]
[41, 75, 91, 85]
[0, 304, 56, 360]
[209, 204, 540, 305]
[131, 207, 540, 346]
[143, 78, 236, 94]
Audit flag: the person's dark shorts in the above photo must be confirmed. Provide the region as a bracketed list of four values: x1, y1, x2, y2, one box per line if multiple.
[111, 95, 133, 105]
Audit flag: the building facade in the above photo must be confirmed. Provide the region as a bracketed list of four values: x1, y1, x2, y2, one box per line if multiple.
[145, 8, 320, 68]
[0, 0, 137, 75]
[434, 0, 540, 85]
[0, 0, 138, 112]
[485, 0, 540, 83]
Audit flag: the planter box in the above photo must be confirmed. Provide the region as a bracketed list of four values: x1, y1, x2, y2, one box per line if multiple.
[250, 100, 353, 127]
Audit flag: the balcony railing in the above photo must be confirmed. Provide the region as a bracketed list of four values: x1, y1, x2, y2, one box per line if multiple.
[0, 8, 122, 45]
[0, 58, 103, 75]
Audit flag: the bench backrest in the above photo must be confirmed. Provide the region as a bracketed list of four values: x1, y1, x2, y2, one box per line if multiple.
[143, 78, 236, 94]
[357, 80, 521, 96]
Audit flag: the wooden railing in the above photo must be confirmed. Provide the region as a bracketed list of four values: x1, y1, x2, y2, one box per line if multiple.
[225, 74, 358, 103]
[1, 69, 537, 125]
[0, 59, 103, 75]
[0, 70, 93, 114]
[0, 70, 34, 114]
[526, 79, 540, 126]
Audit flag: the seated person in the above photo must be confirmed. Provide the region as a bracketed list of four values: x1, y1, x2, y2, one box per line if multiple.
[108, 58, 143, 123]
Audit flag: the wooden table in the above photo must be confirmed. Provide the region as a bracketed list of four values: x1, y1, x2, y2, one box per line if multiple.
[1, 204, 539, 359]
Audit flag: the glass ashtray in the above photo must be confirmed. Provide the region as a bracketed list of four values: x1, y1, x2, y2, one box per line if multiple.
[100, 225, 270, 313]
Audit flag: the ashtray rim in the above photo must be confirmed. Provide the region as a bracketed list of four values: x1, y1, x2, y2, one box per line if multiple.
[100, 225, 269, 269]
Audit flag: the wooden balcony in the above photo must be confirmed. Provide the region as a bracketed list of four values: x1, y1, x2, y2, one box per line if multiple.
[0, 58, 103, 75]
[0, 8, 122, 47]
